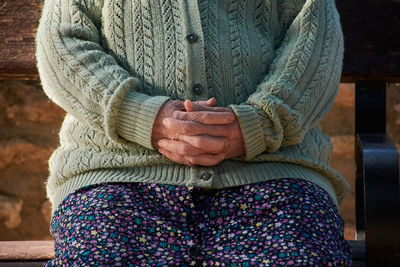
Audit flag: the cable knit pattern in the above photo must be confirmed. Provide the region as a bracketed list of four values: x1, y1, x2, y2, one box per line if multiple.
[36, 0, 350, 215]
[200, 0, 225, 104]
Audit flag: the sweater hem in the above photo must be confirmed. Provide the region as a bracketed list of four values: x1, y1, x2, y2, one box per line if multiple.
[49, 162, 339, 216]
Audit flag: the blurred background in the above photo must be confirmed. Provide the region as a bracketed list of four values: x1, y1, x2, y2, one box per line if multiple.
[0, 80, 399, 241]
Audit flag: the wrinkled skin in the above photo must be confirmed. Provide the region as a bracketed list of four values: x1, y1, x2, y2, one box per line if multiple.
[152, 98, 245, 166]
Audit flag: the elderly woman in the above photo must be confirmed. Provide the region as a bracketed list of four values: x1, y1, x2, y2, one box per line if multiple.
[37, 0, 352, 265]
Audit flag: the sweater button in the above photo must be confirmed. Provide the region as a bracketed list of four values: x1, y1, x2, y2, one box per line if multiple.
[188, 246, 201, 257]
[192, 83, 204, 95]
[200, 172, 213, 181]
[185, 33, 198, 43]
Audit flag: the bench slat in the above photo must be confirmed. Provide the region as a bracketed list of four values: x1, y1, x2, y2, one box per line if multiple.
[0, 241, 54, 261]
[0, 0, 42, 80]
[336, 0, 400, 82]
[1, 0, 399, 82]
[0, 263, 46, 267]
[0, 240, 365, 263]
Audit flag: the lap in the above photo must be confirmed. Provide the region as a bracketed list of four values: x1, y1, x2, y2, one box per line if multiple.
[47, 183, 197, 266]
[194, 179, 351, 265]
[47, 179, 352, 266]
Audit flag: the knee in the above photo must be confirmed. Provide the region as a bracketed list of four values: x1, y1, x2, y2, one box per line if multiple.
[291, 246, 352, 266]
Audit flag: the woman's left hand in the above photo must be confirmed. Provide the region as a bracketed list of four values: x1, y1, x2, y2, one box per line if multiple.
[157, 99, 246, 166]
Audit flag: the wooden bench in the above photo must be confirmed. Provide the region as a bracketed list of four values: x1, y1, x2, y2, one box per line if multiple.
[1, 0, 399, 265]
[336, 0, 400, 266]
[0, 241, 54, 266]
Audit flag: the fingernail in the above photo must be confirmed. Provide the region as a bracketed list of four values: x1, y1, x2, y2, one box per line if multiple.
[184, 99, 193, 111]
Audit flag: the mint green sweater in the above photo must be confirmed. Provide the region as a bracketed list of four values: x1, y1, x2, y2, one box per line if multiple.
[36, 0, 350, 214]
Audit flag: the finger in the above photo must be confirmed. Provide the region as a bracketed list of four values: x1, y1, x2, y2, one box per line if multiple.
[185, 153, 225, 166]
[185, 100, 231, 112]
[179, 135, 227, 153]
[171, 110, 235, 125]
[193, 98, 216, 107]
[159, 147, 225, 166]
[158, 139, 205, 156]
[163, 118, 230, 137]
[158, 148, 193, 166]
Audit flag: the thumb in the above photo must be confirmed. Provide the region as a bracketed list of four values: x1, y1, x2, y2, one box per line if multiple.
[185, 99, 231, 113]
[186, 98, 216, 111]
[194, 98, 216, 107]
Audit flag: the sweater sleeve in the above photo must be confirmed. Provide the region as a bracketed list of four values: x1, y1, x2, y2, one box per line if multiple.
[229, 0, 344, 160]
[36, 0, 169, 150]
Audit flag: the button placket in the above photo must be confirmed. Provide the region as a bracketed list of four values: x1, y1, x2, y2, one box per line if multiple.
[180, 1, 208, 101]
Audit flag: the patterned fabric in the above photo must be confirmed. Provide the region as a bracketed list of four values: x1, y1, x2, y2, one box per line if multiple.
[46, 179, 352, 266]
[37, 0, 350, 215]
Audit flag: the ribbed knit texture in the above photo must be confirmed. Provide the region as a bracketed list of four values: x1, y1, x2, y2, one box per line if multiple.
[36, 0, 350, 215]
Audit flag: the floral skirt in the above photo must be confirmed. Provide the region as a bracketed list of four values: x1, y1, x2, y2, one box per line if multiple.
[46, 178, 352, 266]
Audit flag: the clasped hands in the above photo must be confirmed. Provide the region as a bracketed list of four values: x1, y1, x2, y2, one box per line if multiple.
[152, 98, 245, 166]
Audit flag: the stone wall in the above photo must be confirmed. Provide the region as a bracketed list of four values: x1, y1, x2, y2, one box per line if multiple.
[0, 80, 64, 240]
[0, 80, 399, 241]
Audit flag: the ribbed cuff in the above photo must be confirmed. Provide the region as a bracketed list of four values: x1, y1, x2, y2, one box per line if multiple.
[116, 90, 170, 150]
[229, 104, 266, 160]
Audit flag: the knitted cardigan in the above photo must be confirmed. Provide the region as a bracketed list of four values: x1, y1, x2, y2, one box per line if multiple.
[36, 0, 350, 214]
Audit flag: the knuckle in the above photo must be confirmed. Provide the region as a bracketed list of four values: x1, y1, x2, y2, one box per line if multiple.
[162, 118, 169, 127]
